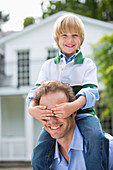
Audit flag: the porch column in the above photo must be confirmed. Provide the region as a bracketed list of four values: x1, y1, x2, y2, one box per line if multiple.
[24, 95, 34, 160]
[0, 97, 1, 159]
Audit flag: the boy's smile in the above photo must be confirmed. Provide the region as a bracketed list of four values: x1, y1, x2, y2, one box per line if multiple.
[59, 33, 81, 59]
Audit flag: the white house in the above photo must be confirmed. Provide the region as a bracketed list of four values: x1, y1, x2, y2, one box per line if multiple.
[0, 11, 113, 162]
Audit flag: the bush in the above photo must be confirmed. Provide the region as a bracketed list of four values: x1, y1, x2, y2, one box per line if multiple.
[92, 33, 113, 119]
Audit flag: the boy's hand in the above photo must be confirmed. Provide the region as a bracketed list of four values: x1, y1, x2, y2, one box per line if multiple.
[28, 105, 54, 122]
[51, 102, 77, 118]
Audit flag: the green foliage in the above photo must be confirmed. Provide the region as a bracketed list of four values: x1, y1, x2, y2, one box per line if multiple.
[93, 33, 113, 119]
[0, 11, 9, 31]
[41, 0, 113, 21]
[97, 0, 113, 21]
[41, 0, 99, 19]
[23, 17, 35, 28]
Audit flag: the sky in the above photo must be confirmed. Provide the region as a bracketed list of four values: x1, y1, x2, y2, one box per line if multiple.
[0, 0, 43, 32]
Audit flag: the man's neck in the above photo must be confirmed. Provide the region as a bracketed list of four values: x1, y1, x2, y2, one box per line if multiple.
[57, 126, 75, 164]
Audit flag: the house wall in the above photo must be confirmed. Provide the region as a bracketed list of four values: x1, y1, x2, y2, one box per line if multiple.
[5, 21, 55, 87]
[80, 21, 113, 58]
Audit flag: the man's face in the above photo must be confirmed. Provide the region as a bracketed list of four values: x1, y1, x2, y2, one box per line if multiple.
[40, 91, 76, 141]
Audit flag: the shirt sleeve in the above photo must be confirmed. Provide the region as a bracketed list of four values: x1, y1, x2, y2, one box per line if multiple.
[82, 59, 98, 86]
[26, 86, 38, 106]
[76, 58, 99, 109]
[76, 87, 99, 109]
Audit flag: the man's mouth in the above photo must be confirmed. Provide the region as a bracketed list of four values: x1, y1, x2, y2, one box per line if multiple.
[49, 124, 63, 130]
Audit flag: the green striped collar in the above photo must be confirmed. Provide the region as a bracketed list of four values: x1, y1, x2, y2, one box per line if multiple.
[54, 51, 85, 64]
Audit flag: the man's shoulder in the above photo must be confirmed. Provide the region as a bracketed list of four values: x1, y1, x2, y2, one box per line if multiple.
[105, 133, 113, 141]
[105, 133, 113, 170]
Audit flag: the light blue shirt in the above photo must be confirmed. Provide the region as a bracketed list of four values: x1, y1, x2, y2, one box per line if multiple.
[50, 125, 86, 170]
[50, 125, 113, 170]
[59, 50, 79, 64]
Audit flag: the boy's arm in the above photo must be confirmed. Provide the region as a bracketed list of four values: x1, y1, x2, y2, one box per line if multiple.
[76, 86, 99, 109]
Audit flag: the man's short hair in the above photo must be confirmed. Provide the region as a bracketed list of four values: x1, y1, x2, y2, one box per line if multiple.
[34, 80, 75, 105]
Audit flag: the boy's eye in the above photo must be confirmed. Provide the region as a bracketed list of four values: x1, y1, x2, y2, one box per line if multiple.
[62, 34, 67, 37]
[73, 34, 78, 37]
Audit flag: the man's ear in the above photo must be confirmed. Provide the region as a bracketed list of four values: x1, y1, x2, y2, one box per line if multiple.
[72, 111, 77, 119]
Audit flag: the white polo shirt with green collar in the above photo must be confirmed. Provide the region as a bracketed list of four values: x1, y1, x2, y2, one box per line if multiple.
[35, 51, 99, 115]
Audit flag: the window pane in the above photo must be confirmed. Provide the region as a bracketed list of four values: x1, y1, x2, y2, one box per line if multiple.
[47, 48, 58, 59]
[17, 50, 29, 87]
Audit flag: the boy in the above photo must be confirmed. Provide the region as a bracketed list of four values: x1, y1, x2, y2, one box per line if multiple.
[27, 13, 109, 170]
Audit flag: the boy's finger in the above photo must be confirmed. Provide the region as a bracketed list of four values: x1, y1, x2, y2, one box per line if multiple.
[54, 113, 63, 118]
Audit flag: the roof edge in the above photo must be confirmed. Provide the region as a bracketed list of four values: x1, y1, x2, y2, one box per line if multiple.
[0, 11, 113, 45]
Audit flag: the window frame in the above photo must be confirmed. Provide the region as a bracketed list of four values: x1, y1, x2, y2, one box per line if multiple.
[17, 50, 30, 87]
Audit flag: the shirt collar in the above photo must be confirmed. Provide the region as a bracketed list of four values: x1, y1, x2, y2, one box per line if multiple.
[54, 50, 85, 64]
[54, 125, 84, 161]
[69, 125, 84, 152]
[54, 140, 60, 160]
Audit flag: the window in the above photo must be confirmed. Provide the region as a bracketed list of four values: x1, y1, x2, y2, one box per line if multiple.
[47, 48, 58, 60]
[17, 50, 29, 87]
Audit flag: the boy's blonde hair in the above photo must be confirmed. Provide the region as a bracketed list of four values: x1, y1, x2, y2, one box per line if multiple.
[53, 13, 85, 49]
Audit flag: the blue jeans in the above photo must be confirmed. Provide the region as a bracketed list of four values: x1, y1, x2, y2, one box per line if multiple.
[31, 115, 109, 170]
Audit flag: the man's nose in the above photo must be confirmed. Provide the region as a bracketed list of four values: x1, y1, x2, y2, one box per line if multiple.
[48, 116, 58, 123]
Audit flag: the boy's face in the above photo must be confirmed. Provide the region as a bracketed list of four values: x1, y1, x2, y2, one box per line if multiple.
[59, 32, 81, 59]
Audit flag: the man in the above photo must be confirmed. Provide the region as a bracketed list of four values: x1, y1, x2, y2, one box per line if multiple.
[32, 80, 113, 170]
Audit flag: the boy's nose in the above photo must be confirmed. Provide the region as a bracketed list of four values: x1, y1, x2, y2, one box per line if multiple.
[68, 36, 73, 43]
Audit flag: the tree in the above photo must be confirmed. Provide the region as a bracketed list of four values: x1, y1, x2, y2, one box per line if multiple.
[41, 0, 113, 21]
[85, 0, 98, 18]
[0, 11, 9, 31]
[41, 0, 99, 19]
[92, 33, 113, 119]
[97, 0, 113, 21]
[41, 0, 67, 18]
[23, 17, 35, 28]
